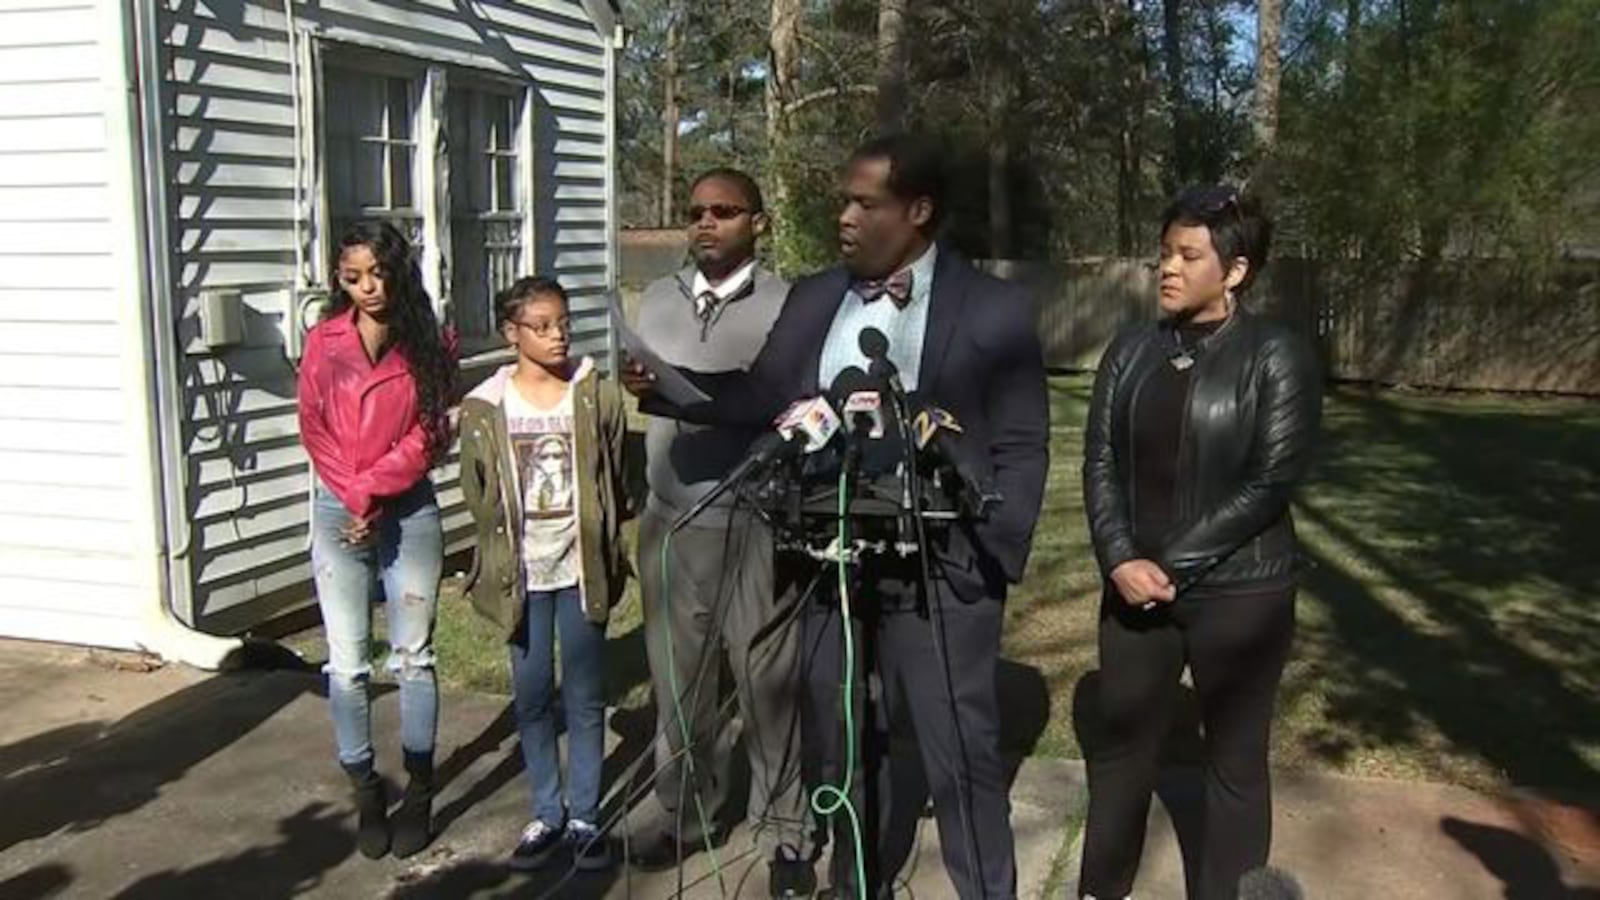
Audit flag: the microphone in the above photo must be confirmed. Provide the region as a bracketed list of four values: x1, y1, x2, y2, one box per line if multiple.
[842, 389, 886, 439]
[1237, 867, 1305, 900]
[853, 331, 916, 478]
[830, 365, 903, 475]
[671, 395, 839, 531]
[776, 394, 844, 451]
[829, 366, 883, 441]
[858, 326, 905, 397]
[909, 403, 1002, 519]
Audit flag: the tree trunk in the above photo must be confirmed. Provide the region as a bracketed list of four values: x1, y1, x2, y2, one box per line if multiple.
[659, 2, 682, 227]
[765, 0, 801, 271]
[1101, 0, 1148, 255]
[1161, 0, 1192, 188]
[1117, 126, 1137, 255]
[875, 0, 909, 132]
[726, 0, 739, 151]
[1252, 0, 1283, 192]
[986, 68, 1014, 258]
[766, 0, 798, 141]
[1345, 0, 1362, 67]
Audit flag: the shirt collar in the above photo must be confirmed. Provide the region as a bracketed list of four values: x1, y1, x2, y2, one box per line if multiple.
[692, 259, 757, 304]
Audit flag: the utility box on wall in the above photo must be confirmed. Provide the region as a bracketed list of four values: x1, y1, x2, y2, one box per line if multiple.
[286, 288, 331, 361]
[198, 289, 245, 349]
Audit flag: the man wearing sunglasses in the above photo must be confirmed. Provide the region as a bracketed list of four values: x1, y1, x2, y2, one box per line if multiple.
[627, 168, 815, 895]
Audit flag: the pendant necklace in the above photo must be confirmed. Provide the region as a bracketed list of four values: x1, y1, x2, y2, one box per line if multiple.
[1170, 330, 1197, 371]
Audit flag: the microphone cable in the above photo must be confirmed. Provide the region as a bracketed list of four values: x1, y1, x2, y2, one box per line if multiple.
[908, 443, 985, 892]
[659, 516, 741, 894]
[653, 466, 819, 897]
[881, 360, 986, 891]
[807, 466, 869, 900]
[528, 498, 758, 900]
[530, 491, 792, 900]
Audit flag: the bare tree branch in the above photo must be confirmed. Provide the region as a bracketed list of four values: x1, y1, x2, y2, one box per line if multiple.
[784, 83, 878, 117]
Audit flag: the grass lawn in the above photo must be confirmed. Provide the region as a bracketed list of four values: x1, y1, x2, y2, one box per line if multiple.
[290, 376, 1600, 797]
[1003, 376, 1600, 797]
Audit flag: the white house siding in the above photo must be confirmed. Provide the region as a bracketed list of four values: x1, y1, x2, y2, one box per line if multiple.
[159, 0, 614, 630]
[0, 0, 160, 648]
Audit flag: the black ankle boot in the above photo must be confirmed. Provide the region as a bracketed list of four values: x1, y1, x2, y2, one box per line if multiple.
[345, 764, 390, 859]
[391, 750, 434, 858]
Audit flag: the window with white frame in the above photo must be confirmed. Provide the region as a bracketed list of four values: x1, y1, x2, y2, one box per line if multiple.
[314, 48, 533, 344]
[448, 85, 528, 338]
[324, 66, 424, 247]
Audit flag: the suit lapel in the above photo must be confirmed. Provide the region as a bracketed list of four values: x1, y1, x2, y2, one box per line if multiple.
[804, 266, 854, 390]
[918, 246, 969, 394]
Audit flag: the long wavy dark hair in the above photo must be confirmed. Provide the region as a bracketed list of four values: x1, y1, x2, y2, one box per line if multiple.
[326, 220, 455, 460]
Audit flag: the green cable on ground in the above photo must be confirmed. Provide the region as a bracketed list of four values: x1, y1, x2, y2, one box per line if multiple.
[808, 468, 868, 900]
[659, 529, 726, 894]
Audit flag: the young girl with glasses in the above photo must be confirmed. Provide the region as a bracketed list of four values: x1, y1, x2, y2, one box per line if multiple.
[458, 276, 634, 872]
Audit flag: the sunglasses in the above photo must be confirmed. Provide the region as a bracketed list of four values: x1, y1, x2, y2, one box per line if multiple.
[1196, 186, 1245, 224]
[686, 203, 751, 224]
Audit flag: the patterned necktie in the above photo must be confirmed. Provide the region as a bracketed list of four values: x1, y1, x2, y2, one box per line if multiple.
[694, 291, 718, 322]
[853, 269, 914, 308]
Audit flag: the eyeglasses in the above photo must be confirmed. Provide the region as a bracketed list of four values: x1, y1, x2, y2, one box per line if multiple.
[510, 316, 572, 338]
[686, 204, 751, 224]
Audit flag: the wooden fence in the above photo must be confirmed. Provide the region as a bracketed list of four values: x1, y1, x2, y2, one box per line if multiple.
[616, 231, 1600, 395]
[989, 258, 1600, 396]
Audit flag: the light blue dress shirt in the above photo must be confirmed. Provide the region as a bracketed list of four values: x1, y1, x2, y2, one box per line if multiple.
[817, 242, 938, 393]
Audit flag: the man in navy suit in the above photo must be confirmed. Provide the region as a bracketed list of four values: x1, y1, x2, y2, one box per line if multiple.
[624, 134, 1049, 899]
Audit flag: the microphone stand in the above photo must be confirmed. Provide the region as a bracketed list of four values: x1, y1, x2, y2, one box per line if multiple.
[864, 356, 986, 896]
[670, 432, 804, 534]
[873, 365, 921, 558]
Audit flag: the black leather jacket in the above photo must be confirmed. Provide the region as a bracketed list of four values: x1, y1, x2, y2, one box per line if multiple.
[1083, 309, 1323, 592]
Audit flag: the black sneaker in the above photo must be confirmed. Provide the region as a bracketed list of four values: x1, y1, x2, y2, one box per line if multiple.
[769, 854, 817, 898]
[567, 820, 615, 872]
[509, 820, 562, 871]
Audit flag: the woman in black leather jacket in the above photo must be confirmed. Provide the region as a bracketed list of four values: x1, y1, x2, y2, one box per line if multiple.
[1076, 186, 1323, 900]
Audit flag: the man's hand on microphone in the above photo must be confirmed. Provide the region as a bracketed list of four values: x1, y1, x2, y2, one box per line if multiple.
[1110, 559, 1176, 607]
[618, 355, 656, 399]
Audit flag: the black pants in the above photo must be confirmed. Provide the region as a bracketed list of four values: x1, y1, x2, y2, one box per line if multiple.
[1079, 579, 1296, 900]
[801, 567, 1017, 899]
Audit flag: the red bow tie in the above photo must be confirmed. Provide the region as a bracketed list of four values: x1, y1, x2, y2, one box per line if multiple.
[853, 269, 914, 308]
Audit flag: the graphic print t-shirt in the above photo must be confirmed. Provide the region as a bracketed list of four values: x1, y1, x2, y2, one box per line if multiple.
[503, 379, 579, 591]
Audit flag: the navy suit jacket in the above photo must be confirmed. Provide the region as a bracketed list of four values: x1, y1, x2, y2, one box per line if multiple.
[643, 247, 1049, 588]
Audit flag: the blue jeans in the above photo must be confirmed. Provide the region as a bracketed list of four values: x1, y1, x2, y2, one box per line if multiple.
[310, 481, 442, 769]
[511, 586, 607, 826]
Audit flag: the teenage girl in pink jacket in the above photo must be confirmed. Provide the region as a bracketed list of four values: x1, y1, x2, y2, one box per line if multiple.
[296, 220, 455, 860]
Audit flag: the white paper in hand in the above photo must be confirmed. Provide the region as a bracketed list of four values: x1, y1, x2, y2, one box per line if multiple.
[607, 292, 711, 406]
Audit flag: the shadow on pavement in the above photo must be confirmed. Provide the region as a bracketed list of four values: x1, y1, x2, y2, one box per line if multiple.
[0, 669, 318, 854]
[1442, 816, 1600, 900]
[111, 802, 352, 899]
[0, 863, 73, 900]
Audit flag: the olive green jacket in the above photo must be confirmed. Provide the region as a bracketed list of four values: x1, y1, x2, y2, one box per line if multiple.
[459, 360, 633, 634]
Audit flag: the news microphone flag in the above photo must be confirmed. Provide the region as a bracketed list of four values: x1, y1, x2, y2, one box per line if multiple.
[776, 395, 842, 453]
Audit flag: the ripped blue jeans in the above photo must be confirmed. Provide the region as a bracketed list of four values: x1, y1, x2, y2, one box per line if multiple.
[310, 480, 442, 770]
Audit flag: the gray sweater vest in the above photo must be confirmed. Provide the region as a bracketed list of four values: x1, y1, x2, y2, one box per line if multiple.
[638, 264, 790, 525]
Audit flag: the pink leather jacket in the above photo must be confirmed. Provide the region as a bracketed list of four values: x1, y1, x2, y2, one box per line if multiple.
[296, 310, 449, 520]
